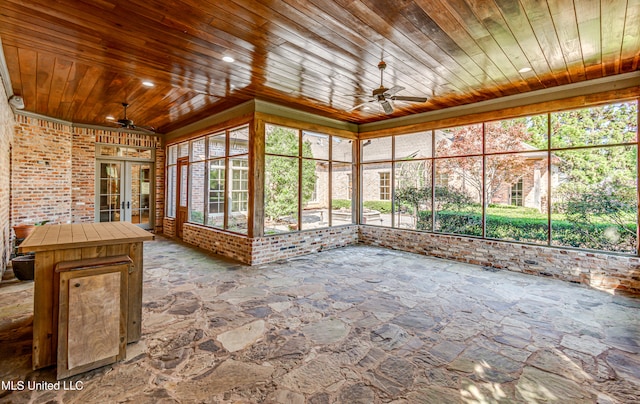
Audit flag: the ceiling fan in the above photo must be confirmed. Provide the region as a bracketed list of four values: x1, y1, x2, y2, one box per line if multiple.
[111, 103, 155, 133]
[351, 60, 428, 114]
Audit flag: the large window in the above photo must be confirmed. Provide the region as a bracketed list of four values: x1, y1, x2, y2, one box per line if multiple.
[190, 139, 206, 224]
[166, 100, 637, 254]
[549, 103, 637, 254]
[433, 124, 484, 237]
[264, 124, 355, 234]
[395, 159, 432, 230]
[332, 163, 354, 226]
[434, 156, 482, 237]
[166, 145, 178, 218]
[207, 133, 226, 226]
[228, 156, 249, 232]
[166, 124, 250, 234]
[208, 159, 225, 228]
[361, 100, 639, 255]
[551, 146, 637, 253]
[167, 122, 355, 236]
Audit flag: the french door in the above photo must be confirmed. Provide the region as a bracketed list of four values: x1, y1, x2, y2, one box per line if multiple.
[97, 161, 153, 229]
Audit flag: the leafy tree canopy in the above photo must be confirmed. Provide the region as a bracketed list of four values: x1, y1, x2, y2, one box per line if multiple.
[264, 126, 316, 221]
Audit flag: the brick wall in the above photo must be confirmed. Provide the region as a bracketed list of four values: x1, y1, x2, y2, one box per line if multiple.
[71, 128, 96, 222]
[183, 223, 253, 264]
[12, 117, 164, 230]
[0, 84, 14, 277]
[179, 222, 359, 265]
[163, 217, 176, 237]
[359, 226, 640, 296]
[155, 145, 165, 233]
[251, 225, 359, 265]
[12, 115, 73, 224]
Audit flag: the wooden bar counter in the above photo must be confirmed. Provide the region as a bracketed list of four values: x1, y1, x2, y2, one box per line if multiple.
[18, 222, 154, 370]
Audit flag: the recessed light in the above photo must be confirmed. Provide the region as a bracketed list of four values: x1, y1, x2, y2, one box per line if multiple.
[518, 67, 532, 73]
[222, 56, 235, 63]
[106, 115, 115, 121]
[142, 80, 155, 87]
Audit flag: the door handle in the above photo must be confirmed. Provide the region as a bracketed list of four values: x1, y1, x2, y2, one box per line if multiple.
[121, 201, 125, 209]
[127, 201, 130, 209]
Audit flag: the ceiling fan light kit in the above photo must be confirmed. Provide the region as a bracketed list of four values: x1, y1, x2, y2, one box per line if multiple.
[351, 60, 429, 115]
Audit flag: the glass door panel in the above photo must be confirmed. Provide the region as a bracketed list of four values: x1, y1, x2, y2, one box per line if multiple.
[98, 162, 122, 222]
[176, 158, 189, 238]
[180, 162, 188, 208]
[129, 163, 152, 226]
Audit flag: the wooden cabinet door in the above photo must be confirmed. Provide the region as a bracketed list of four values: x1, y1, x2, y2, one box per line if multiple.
[57, 262, 128, 379]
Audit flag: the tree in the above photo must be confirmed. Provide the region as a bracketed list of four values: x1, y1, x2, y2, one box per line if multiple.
[550, 102, 637, 149]
[551, 103, 637, 189]
[559, 178, 636, 252]
[551, 102, 638, 252]
[394, 160, 430, 227]
[436, 119, 543, 204]
[264, 126, 316, 222]
[395, 185, 430, 228]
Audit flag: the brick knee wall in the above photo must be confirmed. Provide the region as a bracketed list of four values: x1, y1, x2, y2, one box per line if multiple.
[250, 226, 359, 265]
[183, 223, 253, 264]
[173, 221, 358, 265]
[163, 217, 176, 238]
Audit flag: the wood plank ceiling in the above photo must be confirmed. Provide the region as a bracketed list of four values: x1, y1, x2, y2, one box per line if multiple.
[0, 0, 638, 134]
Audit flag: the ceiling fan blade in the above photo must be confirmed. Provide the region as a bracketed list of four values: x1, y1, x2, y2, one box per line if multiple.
[349, 99, 376, 111]
[131, 125, 156, 134]
[390, 95, 428, 103]
[342, 91, 371, 98]
[380, 100, 394, 114]
[384, 86, 405, 96]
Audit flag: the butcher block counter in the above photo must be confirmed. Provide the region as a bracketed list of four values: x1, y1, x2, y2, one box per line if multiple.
[19, 222, 154, 370]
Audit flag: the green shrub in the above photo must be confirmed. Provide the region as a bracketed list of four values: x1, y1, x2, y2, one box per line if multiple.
[414, 209, 636, 252]
[551, 220, 637, 252]
[363, 200, 392, 213]
[485, 215, 548, 242]
[417, 210, 482, 236]
[416, 210, 432, 231]
[190, 210, 204, 224]
[331, 199, 352, 210]
[434, 211, 482, 236]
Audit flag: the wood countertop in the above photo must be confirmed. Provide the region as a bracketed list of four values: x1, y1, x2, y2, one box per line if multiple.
[18, 222, 155, 253]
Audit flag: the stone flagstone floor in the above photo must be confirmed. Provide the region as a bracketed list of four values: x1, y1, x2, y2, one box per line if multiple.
[1, 235, 639, 403]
